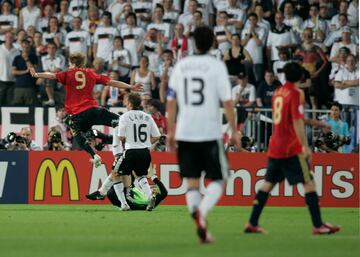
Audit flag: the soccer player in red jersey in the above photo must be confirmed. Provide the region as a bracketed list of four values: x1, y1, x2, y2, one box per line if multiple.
[244, 62, 340, 235]
[30, 52, 143, 167]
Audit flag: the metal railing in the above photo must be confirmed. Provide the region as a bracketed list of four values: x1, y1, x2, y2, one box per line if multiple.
[237, 107, 359, 152]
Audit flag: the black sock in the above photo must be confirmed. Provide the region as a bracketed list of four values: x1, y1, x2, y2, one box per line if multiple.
[74, 134, 96, 158]
[249, 190, 269, 226]
[305, 191, 323, 228]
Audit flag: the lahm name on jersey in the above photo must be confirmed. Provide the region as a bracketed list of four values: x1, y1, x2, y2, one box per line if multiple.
[128, 113, 150, 122]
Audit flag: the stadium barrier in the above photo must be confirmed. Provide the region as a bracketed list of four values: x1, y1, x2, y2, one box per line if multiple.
[0, 151, 358, 207]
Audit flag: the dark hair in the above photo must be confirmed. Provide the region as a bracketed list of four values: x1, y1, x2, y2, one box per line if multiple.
[338, 13, 348, 20]
[21, 39, 30, 45]
[55, 104, 65, 112]
[127, 93, 142, 109]
[194, 10, 203, 17]
[283, 62, 303, 82]
[47, 16, 60, 33]
[310, 3, 319, 10]
[149, 99, 162, 111]
[162, 49, 173, 55]
[330, 101, 343, 111]
[102, 11, 112, 25]
[194, 26, 214, 54]
[47, 41, 57, 48]
[114, 36, 123, 45]
[218, 11, 228, 17]
[126, 12, 137, 24]
[248, 12, 258, 19]
[155, 4, 165, 13]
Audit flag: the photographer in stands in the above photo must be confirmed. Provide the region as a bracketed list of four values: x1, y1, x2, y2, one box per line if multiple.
[323, 102, 351, 153]
[45, 127, 66, 151]
[18, 127, 41, 150]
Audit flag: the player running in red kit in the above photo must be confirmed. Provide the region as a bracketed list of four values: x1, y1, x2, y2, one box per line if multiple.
[30, 52, 142, 167]
[244, 62, 340, 235]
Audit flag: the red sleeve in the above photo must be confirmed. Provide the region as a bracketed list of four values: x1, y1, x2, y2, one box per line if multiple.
[55, 71, 67, 85]
[291, 90, 305, 120]
[93, 70, 111, 85]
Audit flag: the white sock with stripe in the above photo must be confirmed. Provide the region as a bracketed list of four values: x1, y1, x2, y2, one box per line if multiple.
[98, 174, 114, 195]
[186, 189, 202, 214]
[113, 182, 128, 207]
[137, 176, 153, 200]
[199, 181, 223, 218]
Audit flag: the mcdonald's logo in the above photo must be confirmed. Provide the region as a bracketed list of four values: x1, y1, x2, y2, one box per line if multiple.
[34, 159, 79, 201]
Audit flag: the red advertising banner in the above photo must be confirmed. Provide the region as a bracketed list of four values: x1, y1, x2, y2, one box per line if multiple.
[28, 152, 359, 207]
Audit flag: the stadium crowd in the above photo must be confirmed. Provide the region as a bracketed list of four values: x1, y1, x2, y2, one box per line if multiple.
[0, 0, 358, 152]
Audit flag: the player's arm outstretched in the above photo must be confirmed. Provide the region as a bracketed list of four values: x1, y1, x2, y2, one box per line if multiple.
[108, 79, 144, 92]
[30, 67, 56, 80]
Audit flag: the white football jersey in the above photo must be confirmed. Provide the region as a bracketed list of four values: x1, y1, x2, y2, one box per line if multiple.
[168, 55, 231, 141]
[118, 110, 161, 150]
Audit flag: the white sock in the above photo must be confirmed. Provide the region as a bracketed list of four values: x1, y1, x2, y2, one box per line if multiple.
[199, 181, 223, 219]
[113, 182, 128, 207]
[98, 174, 114, 195]
[185, 189, 202, 214]
[137, 176, 153, 200]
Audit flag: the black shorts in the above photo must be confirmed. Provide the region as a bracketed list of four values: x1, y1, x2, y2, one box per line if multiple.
[265, 154, 313, 185]
[68, 107, 119, 135]
[177, 140, 229, 180]
[115, 148, 151, 177]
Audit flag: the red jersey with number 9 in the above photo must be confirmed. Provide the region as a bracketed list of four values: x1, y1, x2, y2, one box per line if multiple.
[55, 68, 111, 115]
[268, 82, 305, 158]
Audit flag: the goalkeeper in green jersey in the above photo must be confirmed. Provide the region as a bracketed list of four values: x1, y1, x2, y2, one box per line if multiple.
[106, 175, 168, 210]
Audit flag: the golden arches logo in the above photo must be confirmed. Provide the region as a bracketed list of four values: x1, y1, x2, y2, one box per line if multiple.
[34, 159, 79, 201]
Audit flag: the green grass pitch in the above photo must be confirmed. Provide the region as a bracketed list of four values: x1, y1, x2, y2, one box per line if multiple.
[0, 205, 359, 257]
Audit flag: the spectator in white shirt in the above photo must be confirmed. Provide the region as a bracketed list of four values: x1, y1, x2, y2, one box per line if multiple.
[108, 36, 131, 82]
[183, 0, 214, 25]
[283, 1, 303, 30]
[65, 17, 92, 61]
[329, 47, 350, 87]
[214, 11, 235, 54]
[302, 4, 328, 44]
[324, 14, 359, 48]
[107, 0, 128, 26]
[347, 0, 358, 28]
[330, 26, 359, 63]
[0, 1, 18, 43]
[41, 42, 66, 106]
[267, 12, 297, 67]
[179, 0, 198, 34]
[226, 0, 246, 31]
[37, 4, 54, 33]
[57, 0, 73, 32]
[132, 0, 152, 29]
[273, 48, 289, 85]
[244, 4, 270, 38]
[163, 0, 180, 36]
[330, 0, 349, 32]
[0, 31, 19, 105]
[19, 0, 41, 30]
[93, 11, 120, 62]
[120, 12, 145, 68]
[68, 0, 87, 20]
[334, 54, 359, 107]
[147, 5, 171, 45]
[241, 13, 266, 84]
[43, 16, 66, 49]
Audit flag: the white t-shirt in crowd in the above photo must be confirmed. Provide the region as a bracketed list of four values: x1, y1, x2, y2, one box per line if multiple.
[120, 26, 145, 66]
[20, 6, 41, 30]
[65, 30, 92, 55]
[94, 26, 119, 60]
[0, 44, 20, 81]
[241, 26, 266, 64]
[334, 67, 359, 106]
